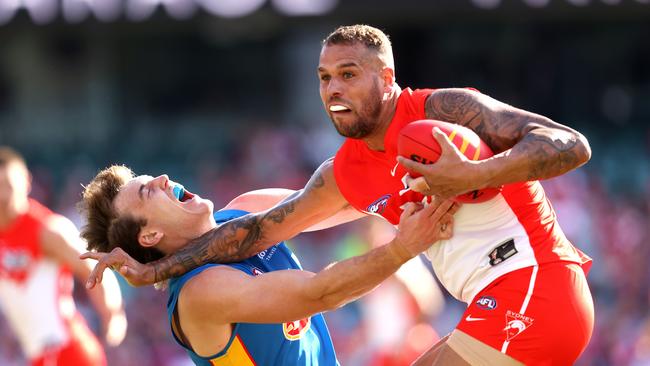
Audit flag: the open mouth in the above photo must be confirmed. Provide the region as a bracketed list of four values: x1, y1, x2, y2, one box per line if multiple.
[172, 185, 195, 203]
[329, 104, 351, 113]
[180, 189, 195, 202]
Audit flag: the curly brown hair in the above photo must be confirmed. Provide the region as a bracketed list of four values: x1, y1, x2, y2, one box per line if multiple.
[78, 165, 164, 264]
[322, 24, 394, 68]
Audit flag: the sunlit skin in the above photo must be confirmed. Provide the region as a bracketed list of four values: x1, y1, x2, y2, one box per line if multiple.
[0, 162, 30, 229]
[318, 43, 400, 151]
[113, 175, 216, 254]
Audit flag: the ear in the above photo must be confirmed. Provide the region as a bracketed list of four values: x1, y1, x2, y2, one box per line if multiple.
[381, 66, 395, 91]
[138, 229, 164, 248]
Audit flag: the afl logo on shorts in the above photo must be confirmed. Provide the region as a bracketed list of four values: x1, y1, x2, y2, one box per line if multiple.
[251, 267, 263, 276]
[283, 318, 311, 341]
[367, 194, 391, 215]
[476, 296, 497, 310]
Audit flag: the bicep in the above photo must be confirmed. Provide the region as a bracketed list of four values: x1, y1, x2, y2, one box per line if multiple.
[255, 158, 350, 243]
[181, 267, 326, 325]
[224, 188, 300, 213]
[303, 204, 366, 232]
[424, 88, 574, 153]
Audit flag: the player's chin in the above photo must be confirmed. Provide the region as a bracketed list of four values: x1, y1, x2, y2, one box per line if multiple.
[331, 111, 355, 122]
[184, 199, 213, 215]
[203, 199, 214, 212]
[195, 199, 214, 214]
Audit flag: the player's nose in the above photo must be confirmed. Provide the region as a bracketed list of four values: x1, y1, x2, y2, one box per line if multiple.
[151, 175, 169, 189]
[327, 78, 343, 97]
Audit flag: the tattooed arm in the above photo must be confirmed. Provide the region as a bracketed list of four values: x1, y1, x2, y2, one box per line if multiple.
[398, 88, 591, 198]
[223, 188, 365, 232]
[83, 158, 354, 287]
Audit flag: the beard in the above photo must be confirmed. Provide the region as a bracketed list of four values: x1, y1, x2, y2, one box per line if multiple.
[330, 80, 383, 139]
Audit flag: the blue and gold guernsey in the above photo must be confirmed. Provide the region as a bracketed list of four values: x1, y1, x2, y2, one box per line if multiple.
[167, 209, 339, 366]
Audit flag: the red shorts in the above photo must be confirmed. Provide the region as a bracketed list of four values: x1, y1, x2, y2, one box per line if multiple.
[32, 316, 106, 366]
[456, 262, 594, 366]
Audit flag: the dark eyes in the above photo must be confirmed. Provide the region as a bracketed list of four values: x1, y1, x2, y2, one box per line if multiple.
[343, 72, 354, 79]
[320, 74, 331, 81]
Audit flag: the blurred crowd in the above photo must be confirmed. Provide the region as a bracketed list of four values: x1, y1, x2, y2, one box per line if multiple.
[0, 120, 648, 365]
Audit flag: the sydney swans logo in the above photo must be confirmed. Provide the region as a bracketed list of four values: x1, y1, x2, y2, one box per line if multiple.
[366, 194, 391, 215]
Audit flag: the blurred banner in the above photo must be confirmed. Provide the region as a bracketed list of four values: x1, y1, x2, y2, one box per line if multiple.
[1, 0, 649, 25]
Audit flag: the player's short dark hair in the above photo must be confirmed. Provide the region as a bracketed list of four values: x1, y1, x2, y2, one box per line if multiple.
[79, 165, 164, 264]
[323, 24, 393, 56]
[0, 146, 27, 169]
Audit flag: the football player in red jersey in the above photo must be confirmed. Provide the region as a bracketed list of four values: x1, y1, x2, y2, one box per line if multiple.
[0, 147, 126, 366]
[85, 25, 593, 365]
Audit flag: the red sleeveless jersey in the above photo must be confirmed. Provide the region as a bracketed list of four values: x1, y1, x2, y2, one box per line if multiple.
[0, 199, 80, 359]
[334, 87, 433, 225]
[333, 87, 591, 303]
[0, 199, 59, 283]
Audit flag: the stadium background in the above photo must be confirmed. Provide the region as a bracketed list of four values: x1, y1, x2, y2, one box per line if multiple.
[0, 0, 649, 364]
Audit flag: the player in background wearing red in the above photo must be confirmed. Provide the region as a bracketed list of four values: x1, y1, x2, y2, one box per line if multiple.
[84, 25, 593, 365]
[0, 147, 126, 366]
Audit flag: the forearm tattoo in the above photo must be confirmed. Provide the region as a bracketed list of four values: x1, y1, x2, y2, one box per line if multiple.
[425, 89, 517, 152]
[518, 129, 581, 181]
[425, 88, 588, 180]
[152, 170, 326, 281]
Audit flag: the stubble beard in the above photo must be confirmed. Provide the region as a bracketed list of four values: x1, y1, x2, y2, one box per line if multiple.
[330, 81, 383, 139]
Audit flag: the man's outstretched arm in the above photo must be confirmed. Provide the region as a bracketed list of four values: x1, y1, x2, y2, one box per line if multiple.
[41, 215, 127, 346]
[177, 199, 457, 356]
[184, 199, 455, 323]
[223, 188, 365, 232]
[83, 158, 352, 288]
[398, 88, 591, 198]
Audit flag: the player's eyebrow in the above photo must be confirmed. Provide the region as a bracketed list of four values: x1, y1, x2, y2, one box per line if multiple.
[317, 62, 360, 73]
[138, 184, 145, 201]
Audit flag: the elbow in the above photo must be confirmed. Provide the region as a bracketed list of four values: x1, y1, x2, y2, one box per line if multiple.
[318, 295, 351, 313]
[304, 278, 354, 313]
[574, 132, 592, 167]
[316, 284, 369, 311]
[305, 288, 343, 313]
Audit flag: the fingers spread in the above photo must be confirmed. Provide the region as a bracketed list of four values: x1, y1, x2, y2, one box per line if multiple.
[429, 199, 454, 221]
[397, 156, 426, 175]
[432, 127, 456, 152]
[87, 261, 107, 289]
[439, 214, 454, 239]
[400, 202, 419, 217]
[449, 202, 462, 215]
[86, 263, 104, 289]
[80, 252, 103, 261]
[86, 250, 125, 289]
